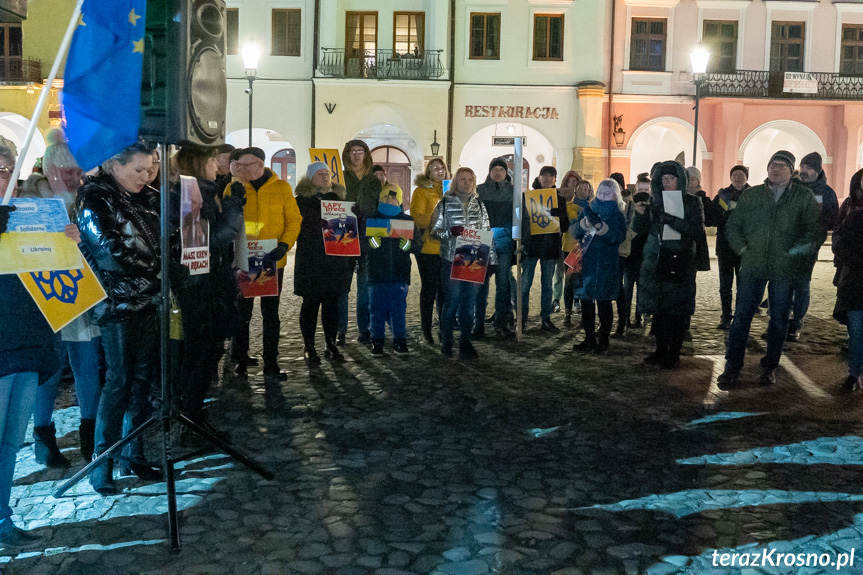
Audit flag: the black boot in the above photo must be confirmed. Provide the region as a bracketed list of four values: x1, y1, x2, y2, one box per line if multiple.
[79, 418, 96, 463]
[303, 337, 321, 368]
[594, 334, 610, 354]
[33, 423, 70, 468]
[324, 337, 345, 362]
[573, 334, 596, 352]
[89, 456, 116, 496]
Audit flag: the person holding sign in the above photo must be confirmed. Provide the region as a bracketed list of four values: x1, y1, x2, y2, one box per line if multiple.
[0, 150, 61, 547]
[294, 163, 353, 367]
[570, 179, 627, 354]
[340, 140, 383, 345]
[410, 158, 449, 345]
[224, 147, 301, 381]
[76, 143, 162, 494]
[430, 167, 495, 360]
[632, 161, 705, 370]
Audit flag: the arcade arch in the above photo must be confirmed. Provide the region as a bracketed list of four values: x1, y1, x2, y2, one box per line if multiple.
[627, 117, 707, 184]
[0, 112, 46, 179]
[739, 120, 826, 184]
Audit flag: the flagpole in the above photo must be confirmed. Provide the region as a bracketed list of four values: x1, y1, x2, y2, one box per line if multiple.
[513, 136, 523, 342]
[1, 0, 84, 205]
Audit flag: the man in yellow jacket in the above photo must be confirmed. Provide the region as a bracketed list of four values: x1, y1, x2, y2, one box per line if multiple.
[225, 147, 302, 381]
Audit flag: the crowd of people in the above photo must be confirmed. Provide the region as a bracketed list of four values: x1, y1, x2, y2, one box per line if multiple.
[0, 131, 861, 547]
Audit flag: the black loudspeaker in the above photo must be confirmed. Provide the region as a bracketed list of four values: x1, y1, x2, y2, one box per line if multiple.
[139, 0, 227, 146]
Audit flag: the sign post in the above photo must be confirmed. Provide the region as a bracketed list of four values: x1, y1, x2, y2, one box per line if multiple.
[513, 136, 524, 342]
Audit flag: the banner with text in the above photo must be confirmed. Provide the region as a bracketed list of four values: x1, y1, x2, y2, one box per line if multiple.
[0, 198, 83, 274]
[180, 176, 210, 275]
[321, 200, 360, 256]
[238, 239, 279, 298]
[450, 228, 493, 284]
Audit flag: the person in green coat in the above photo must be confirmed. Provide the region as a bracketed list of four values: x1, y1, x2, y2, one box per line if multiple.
[718, 150, 821, 389]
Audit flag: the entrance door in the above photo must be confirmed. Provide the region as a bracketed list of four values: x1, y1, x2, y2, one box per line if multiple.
[345, 12, 377, 78]
[500, 154, 531, 192]
[270, 148, 296, 186]
[371, 145, 411, 206]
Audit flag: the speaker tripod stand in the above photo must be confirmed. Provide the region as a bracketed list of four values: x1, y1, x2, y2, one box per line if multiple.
[53, 142, 274, 551]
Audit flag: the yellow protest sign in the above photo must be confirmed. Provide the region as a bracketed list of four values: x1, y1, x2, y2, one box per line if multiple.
[526, 189, 560, 235]
[0, 232, 83, 274]
[17, 257, 107, 332]
[309, 148, 346, 186]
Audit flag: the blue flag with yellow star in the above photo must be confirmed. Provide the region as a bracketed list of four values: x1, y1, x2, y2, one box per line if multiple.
[63, 0, 146, 171]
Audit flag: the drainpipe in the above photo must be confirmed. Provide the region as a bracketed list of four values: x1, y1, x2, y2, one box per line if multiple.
[311, 0, 320, 147]
[446, 0, 455, 169]
[606, 0, 616, 175]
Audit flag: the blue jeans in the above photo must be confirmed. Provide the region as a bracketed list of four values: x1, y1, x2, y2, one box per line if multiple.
[34, 338, 103, 427]
[493, 232, 514, 329]
[848, 311, 863, 378]
[521, 256, 556, 321]
[552, 253, 565, 303]
[370, 283, 408, 340]
[356, 253, 371, 337]
[0, 372, 39, 524]
[338, 269, 353, 337]
[440, 261, 482, 346]
[788, 267, 813, 332]
[725, 275, 793, 374]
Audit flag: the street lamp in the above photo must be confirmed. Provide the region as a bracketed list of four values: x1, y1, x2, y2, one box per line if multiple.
[430, 130, 440, 157]
[242, 38, 261, 148]
[690, 43, 710, 167]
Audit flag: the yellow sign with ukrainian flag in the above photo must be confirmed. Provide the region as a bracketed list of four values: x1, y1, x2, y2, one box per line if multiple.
[18, 257, 107, 332]
[0, 198, 84, 274]
[309, 148, 346, 186]
[526, 189, 560, 235]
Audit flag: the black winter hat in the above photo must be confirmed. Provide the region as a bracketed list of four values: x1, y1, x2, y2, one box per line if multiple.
[230, 147, 266, 162]
[489, 157, 508, 172]
[768, 150, 795, 170]
[729, 165, 749, 179]
[800, 152, 822, 173]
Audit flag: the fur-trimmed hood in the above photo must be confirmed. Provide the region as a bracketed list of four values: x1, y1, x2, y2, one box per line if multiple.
[413, 174, 437, 189]
[295, 177, 346, 200]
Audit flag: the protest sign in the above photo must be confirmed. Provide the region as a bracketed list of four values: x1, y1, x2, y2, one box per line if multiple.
[238, 239, 279, 298]
[180, 176, 210, 275]
[0, 198, 83, 274]
[308, 148, 345, 186]
[365, 218, 414, 239]
[526, 188, 560, 235]
[321, 200, 360, 256]
[18, 256, 106, 332]
[661, 190, 684, 241]
[450, 227, 492, 284]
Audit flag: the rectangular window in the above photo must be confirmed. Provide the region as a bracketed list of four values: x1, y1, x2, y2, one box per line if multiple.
[226, 8, 239, 56]
[272, 9, 301, 57]
[841, 24, 863, 75]
[533, 14, 564, 61]
[394, 12, 424, 55]
[469, 13, 500, 60]
[629, 18, 666, 71]
[770, 21, 805, 72]
[702, 20, 737, 73]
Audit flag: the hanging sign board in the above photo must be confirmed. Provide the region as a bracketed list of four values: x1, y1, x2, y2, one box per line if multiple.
[783, 72, 818, 94]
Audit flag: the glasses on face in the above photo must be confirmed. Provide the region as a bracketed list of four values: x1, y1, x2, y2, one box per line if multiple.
[233, 161, 263, 168]
[0, 166, 11, 179]
[350, 150, 365, 156]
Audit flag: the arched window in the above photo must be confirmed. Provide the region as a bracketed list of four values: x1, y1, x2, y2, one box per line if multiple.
[271, 148, 296, 185]
[371, 145, 412, 205]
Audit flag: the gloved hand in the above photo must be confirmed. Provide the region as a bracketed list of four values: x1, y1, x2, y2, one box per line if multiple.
[789, 244, 810, 258]
[262, 242, 289, 266]
[319, 219, 330, 229]
[398, 237, 411, 252]
[594, 222, 610, 236]
[660, 212, 678, 225]
[350, 204, 360, 216]
[368, 237, 382, 249]
[450, 225, 464, 237]
[229, 181, 246, 204]
[0, 204, 16, 235]
[579, 218, 593, 232]
[487, 264, 497, 275]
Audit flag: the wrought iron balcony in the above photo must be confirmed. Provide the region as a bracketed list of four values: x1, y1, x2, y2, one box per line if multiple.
[0, 57, 42, 84]
[701, 70, 863, 100]
[318, 48, 444, 80]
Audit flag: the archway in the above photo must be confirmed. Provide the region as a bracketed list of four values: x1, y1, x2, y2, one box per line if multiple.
[740, 120, 826, 184]
[458, 123, 555, 187]
[0, 112, 45, 180]
[627, 117, 706, 184]
[371, 145, 411, 206]
[270, 148, 296, 186]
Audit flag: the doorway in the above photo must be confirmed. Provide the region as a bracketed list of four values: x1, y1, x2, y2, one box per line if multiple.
[371, 145, 411, 206]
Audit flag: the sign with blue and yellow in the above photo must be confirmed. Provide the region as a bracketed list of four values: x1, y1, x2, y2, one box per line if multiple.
[526, 189, 560, 236]
[18, 257, 107, 332]
[0, 198, 84, 274]
[308, 148, 346, 186]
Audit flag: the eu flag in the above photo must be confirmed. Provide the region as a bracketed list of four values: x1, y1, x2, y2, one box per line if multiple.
[63, 0, 147, 171]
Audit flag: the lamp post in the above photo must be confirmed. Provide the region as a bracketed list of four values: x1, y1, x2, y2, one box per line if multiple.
[430, 130, 440, 157]
[242, 38, 260, 148]
[690, 44, 710, 167]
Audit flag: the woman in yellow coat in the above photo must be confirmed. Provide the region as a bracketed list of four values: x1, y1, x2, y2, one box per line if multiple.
[410, 158, 449, 344]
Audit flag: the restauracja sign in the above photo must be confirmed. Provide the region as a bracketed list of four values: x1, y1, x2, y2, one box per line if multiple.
[465, 105, 559, 120]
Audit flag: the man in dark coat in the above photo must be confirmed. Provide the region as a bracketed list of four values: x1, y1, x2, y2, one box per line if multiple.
[718, 150, 821, 388]
[786, 151, 839, 340]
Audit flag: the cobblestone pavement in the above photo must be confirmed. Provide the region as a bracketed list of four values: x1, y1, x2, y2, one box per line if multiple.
[5, 242, 863, 575]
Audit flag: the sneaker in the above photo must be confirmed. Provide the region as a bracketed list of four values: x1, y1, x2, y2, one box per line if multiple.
[786, 329, 799, 342]
[540, 319, 560, 333]
[393, 339, 410, 355]
[336, 333, 346, 347]
[459, 342, 478, 360]
[572, 337, 596, 352]
[0, 524, 40, 548]
[758, 358, 776, 386]
[841, 375, 861, 393]
[441, 342, 453, 357]
[371, 340, 384, 356]
[552, 300, 561, 313]
[717, 370, 741, 390]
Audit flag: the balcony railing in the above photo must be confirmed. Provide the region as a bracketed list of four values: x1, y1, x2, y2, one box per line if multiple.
[0, 57, 42, 84]
[702, 70, 863, 100]
[318, 49, 444, 80]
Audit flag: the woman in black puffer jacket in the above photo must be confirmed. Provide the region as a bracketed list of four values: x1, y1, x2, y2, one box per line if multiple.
[76, 143, 162, 494]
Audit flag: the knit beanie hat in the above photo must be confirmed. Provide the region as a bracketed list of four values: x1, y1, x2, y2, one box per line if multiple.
[768, 150, 795, 170]
[306, 161, 330, 179]
[488, 157, 508, 172]
[686, 166, 701, 183]
[729, 165, 749, 179]
[800, 152, 822, 173]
